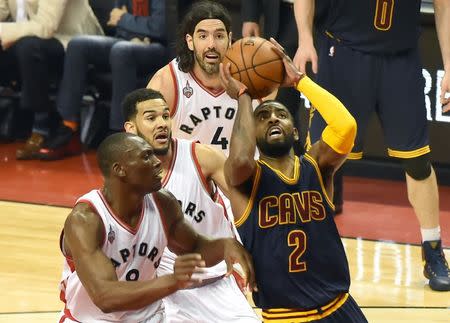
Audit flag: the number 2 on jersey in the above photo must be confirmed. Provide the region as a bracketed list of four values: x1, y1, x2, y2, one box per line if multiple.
[211, 126, 229, 150]
[374, 0, 394, 31]
[288, 230, 307, 272]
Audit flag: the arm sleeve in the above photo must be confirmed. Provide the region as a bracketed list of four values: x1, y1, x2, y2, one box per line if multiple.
[296, 76, 357, 154]
[116, 0, 165, 41]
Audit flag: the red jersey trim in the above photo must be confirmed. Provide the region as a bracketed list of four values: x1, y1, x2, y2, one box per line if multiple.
[162, 139, 178, 187]
[189, 70, 225, 97]
[96, 191, 145, 235]
[168, 62, 179, 117]
[191, 141, 213, 195]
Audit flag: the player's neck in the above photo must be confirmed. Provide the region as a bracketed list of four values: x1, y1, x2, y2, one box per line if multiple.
[260, 153, 296, 177]
[191, 65, 223, 91]
[155, 139, 175, 180]
[101, 185, 144, 227]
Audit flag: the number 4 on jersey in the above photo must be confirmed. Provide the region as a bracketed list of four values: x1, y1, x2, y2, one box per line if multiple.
[211, 126, 229, 150]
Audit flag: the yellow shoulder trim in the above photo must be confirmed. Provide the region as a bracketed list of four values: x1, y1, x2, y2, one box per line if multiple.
[303, 154, 334, 210]
[235, 164, 261, 228]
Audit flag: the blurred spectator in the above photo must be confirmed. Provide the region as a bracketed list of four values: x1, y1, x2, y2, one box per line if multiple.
[0, 0, 103, 159]
[37, 0, 168, 161]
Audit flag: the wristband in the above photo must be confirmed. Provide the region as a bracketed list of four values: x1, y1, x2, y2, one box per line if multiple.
[238, 85, 249, 98]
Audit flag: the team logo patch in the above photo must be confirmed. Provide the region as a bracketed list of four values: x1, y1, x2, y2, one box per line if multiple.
[108, 225, 115, 244]
[183, 81, 193, 98]
[328, 46, 335, 57]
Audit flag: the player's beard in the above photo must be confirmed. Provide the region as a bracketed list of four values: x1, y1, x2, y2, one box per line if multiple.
[194, 48, 220, 75]
[257, 134, 295, 158]
[136, 128, 171, 156]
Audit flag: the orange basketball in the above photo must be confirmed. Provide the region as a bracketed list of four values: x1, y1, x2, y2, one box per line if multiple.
[223, 37, 285, 99]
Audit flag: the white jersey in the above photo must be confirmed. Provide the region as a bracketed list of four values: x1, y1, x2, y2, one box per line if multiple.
[169, 59, 260, 155]
[158, 139, 234, 279]
[59, 190, 168, 323]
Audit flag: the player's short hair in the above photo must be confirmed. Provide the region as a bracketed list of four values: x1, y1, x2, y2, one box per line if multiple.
[122, 88, 166, 121]
[254, 100, 294, 122]
[97, 132, 137, 177]
[177, 0, 232, 73]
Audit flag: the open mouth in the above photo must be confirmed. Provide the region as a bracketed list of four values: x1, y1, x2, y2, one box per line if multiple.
[267, 126, 283, 139]
[204, 51, 220, 62]
[154, 132, 169, 144]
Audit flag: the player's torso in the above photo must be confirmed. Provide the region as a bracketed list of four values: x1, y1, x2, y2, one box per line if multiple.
[324, 0, 421, 53]
[60, 190, 167, 322]
[170, 59, 254, 155]
[162, 139, 233, 237]
[236, 155, 350, 309]
[158, 139, 234, 278]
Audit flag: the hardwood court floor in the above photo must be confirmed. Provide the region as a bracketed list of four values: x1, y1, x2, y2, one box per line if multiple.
[1, 143, 449, 322]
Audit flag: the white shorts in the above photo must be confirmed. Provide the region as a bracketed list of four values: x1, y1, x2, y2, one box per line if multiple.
[163, 275, 259, 323]
[58, 309, 166, 322]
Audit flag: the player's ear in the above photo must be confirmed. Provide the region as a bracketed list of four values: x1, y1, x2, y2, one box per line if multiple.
[112, 162, 126, 178]
[293, 127, 300, 141]
[186, 34, 194, 51]
[124, 121, 137, 135]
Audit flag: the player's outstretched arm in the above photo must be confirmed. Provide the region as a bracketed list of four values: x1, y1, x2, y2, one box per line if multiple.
[271, 38, 356, 175]
[194, 143, 230, 197]
[219, 62, 257, 187]
[63, 204, 200, 313]
[155, 189, 257, 291]
[434, 0, 450, 112]
[293, 0, 318, 73]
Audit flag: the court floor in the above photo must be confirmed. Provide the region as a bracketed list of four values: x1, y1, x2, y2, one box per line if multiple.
[1, 143, 449, 322]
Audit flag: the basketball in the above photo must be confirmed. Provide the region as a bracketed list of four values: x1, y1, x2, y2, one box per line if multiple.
[223, 37, 285, 99]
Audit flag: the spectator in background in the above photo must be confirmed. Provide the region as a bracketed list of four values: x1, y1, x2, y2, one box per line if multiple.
[37, 0, 168, 160]
[0, 0, 103, 159]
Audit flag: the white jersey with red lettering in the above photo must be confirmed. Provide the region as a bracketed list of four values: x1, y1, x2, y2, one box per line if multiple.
[157, 138, 234, 279]
[158, 138, 259, 323]
[169, 58, 260, 155]
[59, 189, 168, 323]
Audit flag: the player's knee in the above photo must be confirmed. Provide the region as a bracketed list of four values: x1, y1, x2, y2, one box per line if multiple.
[402, 154, 432, 180]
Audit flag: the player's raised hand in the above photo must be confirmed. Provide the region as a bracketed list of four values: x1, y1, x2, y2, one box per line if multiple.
[173, 253, 206, 289]
[269, 38, 304, 87]
[293, 41, 318, 74]
[440, 71, 450, 113]
[222, 239, 257, 292]
[242, 22, 261, 38]
[219, 62, 249, 100]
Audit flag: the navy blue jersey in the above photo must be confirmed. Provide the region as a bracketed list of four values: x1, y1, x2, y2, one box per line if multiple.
[322, 0, 421, 54]
[236, 154, 350, 309]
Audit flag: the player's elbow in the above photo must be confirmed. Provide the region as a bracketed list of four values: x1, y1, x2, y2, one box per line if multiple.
[89, 288, 116, 313]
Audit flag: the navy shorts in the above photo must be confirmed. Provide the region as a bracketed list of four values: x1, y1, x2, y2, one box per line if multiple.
[308, 33, 430, 159]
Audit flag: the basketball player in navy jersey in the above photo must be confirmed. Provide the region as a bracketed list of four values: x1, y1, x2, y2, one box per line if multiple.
[58, 132, 255, 322]
[294, 0, 450, 291]
[220, 38, 367, 322]
[122, 88, 259, 322]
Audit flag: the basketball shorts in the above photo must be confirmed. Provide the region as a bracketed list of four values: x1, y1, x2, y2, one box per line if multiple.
[162, 275, 259, 323]
[308, 33, 430, 160]
[262, 293, 367, 322]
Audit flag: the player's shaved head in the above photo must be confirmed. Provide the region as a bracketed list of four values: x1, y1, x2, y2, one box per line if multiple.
[254, 100, 294, 121]
[97, 132, 140, 177]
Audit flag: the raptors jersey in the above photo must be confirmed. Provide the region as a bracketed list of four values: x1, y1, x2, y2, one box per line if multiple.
[59, 190, 168, 322]
[169, 59, 260, 155]
[157, 139, 234, 279]
[236, 154, 350, 309]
